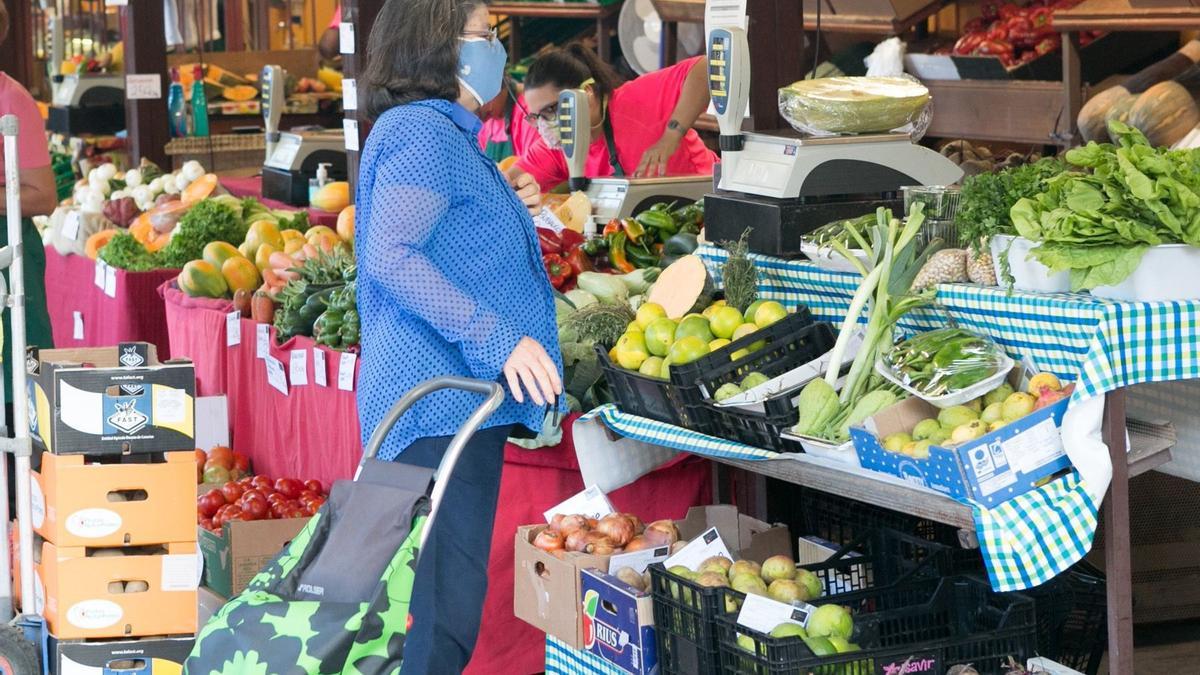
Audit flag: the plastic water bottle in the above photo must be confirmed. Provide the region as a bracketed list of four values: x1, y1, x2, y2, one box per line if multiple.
[190, 65, 209, 137]
[167, 67, 187, 138]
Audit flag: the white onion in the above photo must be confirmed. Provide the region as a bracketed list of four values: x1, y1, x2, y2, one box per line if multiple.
[124, 168, 143, 188]
[174, 172, 191, 191]
[181, 160, 205, 182]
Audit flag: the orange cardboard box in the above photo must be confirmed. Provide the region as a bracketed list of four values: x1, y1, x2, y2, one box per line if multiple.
[32, 451, 196, 548]
[38, 540, 199, 639]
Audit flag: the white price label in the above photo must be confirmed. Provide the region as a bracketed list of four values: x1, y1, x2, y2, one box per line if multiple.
[72, 311, 84, 340]
[337, 352, 357, 391]
[256, 324, 270, 359]
[226, 311, 242, 346]
[342, 78, 358, 111]
[544, 485, 614, 522]
[343, 118, 360, 152]
[105, 0, 129, 6]
[265, 355, 289, 395]
[608, 546, 672, 576]
[125, 74, 162, 100]
[339, 22, 356, 54]
[664, 526, 732, 571]
[94, 260, 106, 288]
[103, 265, 117, 298]
[289, 350, 308, 386]
[62, 210, 81, 241]
[313, 348, 328, 387]
[735, 592, 816, 634]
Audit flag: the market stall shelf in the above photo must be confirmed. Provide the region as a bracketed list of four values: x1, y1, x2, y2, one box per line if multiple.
[44, 245, 177, 357]
[492, 1, 624, 63]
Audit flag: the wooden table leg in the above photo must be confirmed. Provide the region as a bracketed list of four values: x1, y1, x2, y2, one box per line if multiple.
[1103, 389, 1134, 674]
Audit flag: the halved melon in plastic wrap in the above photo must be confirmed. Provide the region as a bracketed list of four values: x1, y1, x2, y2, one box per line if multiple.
[778, 77, 931, 136]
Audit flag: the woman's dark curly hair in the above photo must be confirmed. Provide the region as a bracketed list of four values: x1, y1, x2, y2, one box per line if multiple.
[363, 0, 488, 120]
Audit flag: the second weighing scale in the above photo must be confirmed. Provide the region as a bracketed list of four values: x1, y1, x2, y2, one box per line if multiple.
[259, 65, 348, 206]
[47, 74, 125, 136]
[556, 89, 711, 231]
[702, 20, 963, 256]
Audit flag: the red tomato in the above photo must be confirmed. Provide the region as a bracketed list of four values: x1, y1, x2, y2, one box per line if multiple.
[304, 479, 323, 495]
[221, 482, 244, 503]
[199, 517, 214, 530]
[223, 506, 245, 522]
[197, 491, 225, 518]
[299, 490, 318, 503]
[233, 451, 251, 473]
[241, 489, 264, 503]
[286, 508, 307, 519]
[270, 502, 291, 519]
[251, 476, 272, 491]
[275, 478, 303, 499]
[308, 496, 326, 511]
[209, 446, 234, 470]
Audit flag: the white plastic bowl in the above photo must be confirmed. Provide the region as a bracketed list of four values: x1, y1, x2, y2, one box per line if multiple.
[1090, 244, 1200, 302]
[990, 234, 1070, 294]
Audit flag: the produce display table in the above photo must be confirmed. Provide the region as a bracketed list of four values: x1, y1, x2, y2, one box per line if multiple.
[219, 175, 342, 229]
[642, 245, 1189, 673]
[44, 246, 178, 357]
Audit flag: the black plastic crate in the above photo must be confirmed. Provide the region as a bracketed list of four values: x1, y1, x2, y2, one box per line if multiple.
[687, 322, 836, 452]
[792, 486, 960, 547]
[1024, 560, 1107, 675]
[596, 345, 702, 429]
[649, 528, 953, 675]
[716, 576, 1037, 675]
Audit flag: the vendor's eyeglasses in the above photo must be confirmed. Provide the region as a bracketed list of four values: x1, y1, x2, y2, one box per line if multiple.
[524, 103, 558, 124]
[461, 27, 498, 42]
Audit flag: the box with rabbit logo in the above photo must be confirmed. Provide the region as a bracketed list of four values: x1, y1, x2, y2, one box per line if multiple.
[27, 343, 195, 456]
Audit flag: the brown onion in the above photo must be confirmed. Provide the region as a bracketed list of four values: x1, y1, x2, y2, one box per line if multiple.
[533, 529, 564, 552]
[622, 536, 652, 552]
[595, 514, 636, 547]
[565, 528, 592, 553]
[548, 513, 566, 532]
[583, 531, 618, 555]
[623, 513, 646, 535]
[671, 540, 687, 554]
[645, 519, 680, 545]
[558, 514, 590, 538]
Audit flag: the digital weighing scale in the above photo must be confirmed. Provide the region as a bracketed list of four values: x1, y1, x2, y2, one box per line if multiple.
[259, 65, 348, 207]
[47, 74, 125, 136]
[702, 20, 963, 256]
[556, 89, 711, 232]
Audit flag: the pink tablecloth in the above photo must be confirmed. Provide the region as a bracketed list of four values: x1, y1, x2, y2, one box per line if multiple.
[45, 246, 178, 357]
[219, 176, 341, 229]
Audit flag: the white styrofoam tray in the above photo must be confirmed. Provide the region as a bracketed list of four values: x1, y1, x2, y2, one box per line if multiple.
[875, 353, 1015, 408]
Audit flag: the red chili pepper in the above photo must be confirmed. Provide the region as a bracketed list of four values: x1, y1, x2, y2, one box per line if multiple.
[543, 253, 573, 290]
[560, 228, 585, 254]
[977, 39, 1014, 57]
[954, 33, 985, 55]
[537, 228, 562, 256]
[1034, 36, 1058, 56]
[565, 247, 593, 277]
[602, 220, 621, 237]
[986, 26, 1009, 42]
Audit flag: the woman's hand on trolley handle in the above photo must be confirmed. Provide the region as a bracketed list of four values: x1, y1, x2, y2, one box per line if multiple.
[504, 165, 542, 215]
[502, 336, 562, 405]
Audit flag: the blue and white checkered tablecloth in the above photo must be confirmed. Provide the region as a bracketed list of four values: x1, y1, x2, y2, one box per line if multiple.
[579, 246, 1200, 596]
[545, 636, 626, 675]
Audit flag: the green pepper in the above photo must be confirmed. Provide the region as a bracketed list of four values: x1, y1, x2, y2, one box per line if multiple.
[607, 232, 635, 273]
[634, 209, 678, 237]
[313, 312, 344, 341]
[625, 240, 660, 269]
[581, 237, 609, 257]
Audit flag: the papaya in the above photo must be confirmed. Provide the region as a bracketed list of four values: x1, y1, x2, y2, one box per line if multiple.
[221, 256, 261, 295]
[280, 229, 305, 245]
[245, 220, 284, 252]
[336, 205, 354, 243]
[310, 181, 350, 212]
[238, 241, 257, 260]
[202, 241, 242, 270]
[84, 229, 119, 260]
[255, 243, 279, 272]
[181, 174, 219, 204]
[179, 260, 229, 298]
[222, 85, 258, 102]
[284, 239, 305, 255]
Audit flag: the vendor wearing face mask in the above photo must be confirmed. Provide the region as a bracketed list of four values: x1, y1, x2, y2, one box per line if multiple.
[517, 44, 717, 190]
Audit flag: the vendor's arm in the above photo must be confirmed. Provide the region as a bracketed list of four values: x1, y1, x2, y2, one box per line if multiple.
[361, 135, 558, 402]
[0, 164, 56, 217]
[516, 140, 568, 194]
[634, 57, 710, 178]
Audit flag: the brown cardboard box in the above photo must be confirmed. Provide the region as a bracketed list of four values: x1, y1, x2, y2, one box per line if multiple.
[513, 505, 788, 649]
[198, 517, 309, 597]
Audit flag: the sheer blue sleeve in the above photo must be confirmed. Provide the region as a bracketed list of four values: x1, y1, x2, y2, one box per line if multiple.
[359, 133, 523, 379]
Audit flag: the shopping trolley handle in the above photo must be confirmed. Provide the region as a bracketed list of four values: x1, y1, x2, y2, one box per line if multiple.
[362, 377, 504, 462]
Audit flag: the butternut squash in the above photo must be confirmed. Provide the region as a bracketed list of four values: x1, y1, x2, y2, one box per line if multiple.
[1078, 40, 1200, 143]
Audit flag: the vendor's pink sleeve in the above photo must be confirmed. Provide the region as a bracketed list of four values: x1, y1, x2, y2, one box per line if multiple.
[328, 5, 341, 29]
[0, 73, 51, 171]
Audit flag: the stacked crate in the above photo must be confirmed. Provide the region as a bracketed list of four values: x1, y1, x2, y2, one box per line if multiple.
[24, 343, 199, 670]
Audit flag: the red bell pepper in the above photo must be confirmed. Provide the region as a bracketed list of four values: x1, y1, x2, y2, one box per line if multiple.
[1029, 6, 1053, 30]
[1034, 36, 1058, 56]
[998, 4, 1022, 20]
[565, 247, 593, 277]
[977, 39, 1014, 57]
[543, 253, 573, 290]
[602, 220, 622, 237]
[963, 17, 987, 34]
[954, 33, 985, 55]
[982, 1, 1001, 20]
[560, 228, 585, 254]
[986, 25, 1009, 42]
[537, 228, 562, 256]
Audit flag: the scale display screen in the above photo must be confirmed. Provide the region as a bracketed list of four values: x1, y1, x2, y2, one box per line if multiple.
[707, 29, 731, 116]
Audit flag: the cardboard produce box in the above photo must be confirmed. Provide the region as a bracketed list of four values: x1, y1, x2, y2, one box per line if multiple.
[198, 517, 309, 598]
[514, 505, 789, 649]
[580, 569, 657, 674]
[37, 540, 199, 639]
[44, 631, 195, 675]
[32, 450, 196, 547]
[27, 344, 196, 456]
[851, 395, 1072, 508]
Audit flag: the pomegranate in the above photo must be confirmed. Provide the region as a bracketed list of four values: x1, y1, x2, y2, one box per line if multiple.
[595, 514, 636, 547]
[533, 529, 564, 553]
[644, 519, 681, 545]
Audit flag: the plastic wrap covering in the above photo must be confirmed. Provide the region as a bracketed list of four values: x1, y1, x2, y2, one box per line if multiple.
[880, 327, 1007, 398]
[778, 76, 932, 137]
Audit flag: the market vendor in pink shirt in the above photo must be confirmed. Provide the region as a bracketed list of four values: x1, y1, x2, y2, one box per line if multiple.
[517, 44, 717, 190]
[476, 78, 539, 163]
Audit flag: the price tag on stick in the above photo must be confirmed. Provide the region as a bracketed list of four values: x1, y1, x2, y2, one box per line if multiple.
[337, 352, 357, 391]
[313, 348, 328, 387]
[256, 324, 270, 359]
[289, 350, 308, 386]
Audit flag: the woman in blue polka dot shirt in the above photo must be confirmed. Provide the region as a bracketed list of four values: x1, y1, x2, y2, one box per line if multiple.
[358, 0, 563, 669]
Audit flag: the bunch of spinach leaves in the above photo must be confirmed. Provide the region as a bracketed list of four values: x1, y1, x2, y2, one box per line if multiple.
[1012, 121, 1200, 291]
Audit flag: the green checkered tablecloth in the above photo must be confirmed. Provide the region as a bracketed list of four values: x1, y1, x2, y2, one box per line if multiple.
[581, 246, 1198, 594]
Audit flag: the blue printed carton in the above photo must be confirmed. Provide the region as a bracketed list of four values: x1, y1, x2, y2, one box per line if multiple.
[850, 395, 1072, 508]
[580, 569, 657, 675]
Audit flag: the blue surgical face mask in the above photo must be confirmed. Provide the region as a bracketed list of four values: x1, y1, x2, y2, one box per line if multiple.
[458, 37, 508, 107]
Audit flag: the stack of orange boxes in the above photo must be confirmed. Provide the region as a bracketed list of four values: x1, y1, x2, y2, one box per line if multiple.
[24, 343, 199, 669]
